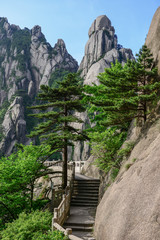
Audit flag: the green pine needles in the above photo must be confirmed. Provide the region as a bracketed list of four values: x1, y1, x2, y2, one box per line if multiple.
[28, 72, 88, 189]
[84, 45, 159, 128]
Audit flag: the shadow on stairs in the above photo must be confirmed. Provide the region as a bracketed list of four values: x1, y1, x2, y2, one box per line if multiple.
[63, 173, 100, 240]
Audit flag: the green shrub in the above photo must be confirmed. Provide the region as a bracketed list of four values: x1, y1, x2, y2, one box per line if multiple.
[90, 127, 127, 174]
[0, 210, 68, 240]
[117, 141, 135, 158]
[125, 163, 132, 170]
[110, 167, 119, 181]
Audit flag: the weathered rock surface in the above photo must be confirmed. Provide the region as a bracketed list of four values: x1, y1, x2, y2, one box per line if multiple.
[81, 155, 100, 179]
[84, 48, 133, 85]
[146, 7, 160, 73]
[80, 15, 117, 77]
[0, 18, 78, 155]
[0, 97, 26, 155]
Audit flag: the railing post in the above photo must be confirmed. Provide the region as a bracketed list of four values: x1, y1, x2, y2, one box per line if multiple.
[63, 194, 66, 217]
[65, 228, 72, 235]
[54, 208, 58, 224]
[72, 161, 75, 180]
[52, 217, 55, 231]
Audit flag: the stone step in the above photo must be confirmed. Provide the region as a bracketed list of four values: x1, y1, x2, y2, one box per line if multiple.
[73, 187, 99, 190]
[64, 222, 94, 228]
[71, 200, 98, 205]
[73, 185, 99, 189]
[71, 231, 96, 240]
[71, 197, 98, 202]
[72, 195, 98, 201]
[71, 201, 98, 205]
[72, 196, 98, 201]
[72, 192, 98, 199]
[74, 179, 100, 181]
[73, 190, 99, 194]
[73, 192, 99, 196]
[64, 225, 93, 232]
[74, 180, 100, 184]
[74, 181, 100, 185]
[71, 202, 98, 207]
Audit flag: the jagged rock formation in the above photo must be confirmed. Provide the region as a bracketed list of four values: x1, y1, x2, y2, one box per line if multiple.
[146, 7, 160, 73]
[0, 17, 78, 155]
[73, 15, 134, 162]
[94, 8, 160, 240]
[79, 15, 118, 77]
[79, 15, 133, 84]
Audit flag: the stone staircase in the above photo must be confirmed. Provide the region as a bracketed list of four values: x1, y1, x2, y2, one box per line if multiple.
[63, 176, 100, 240]
[71, 179, 100, 207]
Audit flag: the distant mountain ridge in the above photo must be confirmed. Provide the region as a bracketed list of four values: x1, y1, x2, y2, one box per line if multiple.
[0, 17, 78, 155]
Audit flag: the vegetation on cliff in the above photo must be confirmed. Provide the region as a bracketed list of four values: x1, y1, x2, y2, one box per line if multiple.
[84, 45, 159, 176]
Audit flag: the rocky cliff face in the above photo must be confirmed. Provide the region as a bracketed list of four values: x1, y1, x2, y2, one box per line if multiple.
[73, 15, 134, 162]
[146, 7, 160, 73]
[0, 17, 78, 155]
[94, 8, 160, 240]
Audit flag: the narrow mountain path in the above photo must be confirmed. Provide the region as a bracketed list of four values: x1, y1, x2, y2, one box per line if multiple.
[63, 173, 100, 240]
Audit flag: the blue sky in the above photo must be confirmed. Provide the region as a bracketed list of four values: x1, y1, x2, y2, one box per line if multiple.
[0, 0, 159, 64]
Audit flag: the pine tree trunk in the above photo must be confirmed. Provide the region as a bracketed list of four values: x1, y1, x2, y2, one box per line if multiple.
[63, 102, 68, 189]
[144, 102, 147, 122]
[143, 75, 147, 122]
[63, 142, 68, 189]
[30, 183, 34, 211]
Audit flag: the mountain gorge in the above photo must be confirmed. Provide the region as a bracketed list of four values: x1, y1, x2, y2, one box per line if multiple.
[0, 14, 133, 157]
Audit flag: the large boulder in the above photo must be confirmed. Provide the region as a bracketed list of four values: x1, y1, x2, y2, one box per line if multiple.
[94, 108, 160, 239]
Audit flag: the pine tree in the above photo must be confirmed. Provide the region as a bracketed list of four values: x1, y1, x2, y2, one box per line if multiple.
[29, 73, 87, 189]
[135, 44, 159, 122]
[84, 45, 159, 128]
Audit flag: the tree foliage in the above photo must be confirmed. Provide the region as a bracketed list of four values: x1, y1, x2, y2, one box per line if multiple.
[84, 45, 159, 128]
[88, 127, 127, 176]
[0, 143, 54, 228]
[29, 72, 88, 188]
[0, 210, 68, 240]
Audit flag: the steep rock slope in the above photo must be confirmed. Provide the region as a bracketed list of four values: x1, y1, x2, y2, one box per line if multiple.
[146, 7, 160, 73]
[94, 8, 160, 240]
[94, 110, 160, 240]
[0, 18, 78, 155]
[73, 15, 134, 162]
